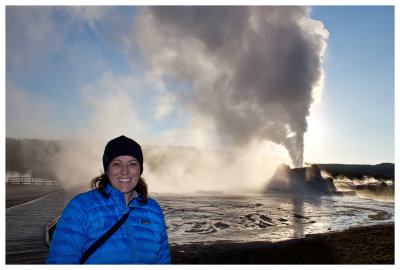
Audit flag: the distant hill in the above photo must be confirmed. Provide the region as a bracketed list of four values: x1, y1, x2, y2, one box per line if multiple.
[6, 138, 63, 179]
[310, 163, 395, 181]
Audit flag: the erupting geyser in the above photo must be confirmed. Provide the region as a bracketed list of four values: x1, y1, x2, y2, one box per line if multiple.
[136, 6, 329, 167]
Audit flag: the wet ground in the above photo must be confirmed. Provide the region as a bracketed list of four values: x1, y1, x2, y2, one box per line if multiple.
[153, 192, 394, 245]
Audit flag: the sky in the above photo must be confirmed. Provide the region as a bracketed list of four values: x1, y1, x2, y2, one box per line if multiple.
[306, 5, 395, 164]
[4, 4, 396, 166]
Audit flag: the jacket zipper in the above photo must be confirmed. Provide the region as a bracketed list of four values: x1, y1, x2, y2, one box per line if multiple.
[124, 209, 136, 263]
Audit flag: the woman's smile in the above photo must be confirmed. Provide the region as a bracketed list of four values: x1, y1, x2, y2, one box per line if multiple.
[118, 178, 132, 183]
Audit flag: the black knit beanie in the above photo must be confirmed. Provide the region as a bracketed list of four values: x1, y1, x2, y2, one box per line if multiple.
[102, 135, 143, 174]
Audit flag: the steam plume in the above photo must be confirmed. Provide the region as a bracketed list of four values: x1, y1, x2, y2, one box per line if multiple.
[6, 6, 329, 193]
[135, 6, 328, 167]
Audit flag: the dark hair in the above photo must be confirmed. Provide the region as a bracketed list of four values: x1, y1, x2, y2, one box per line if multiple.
[90, 173, 148, 205]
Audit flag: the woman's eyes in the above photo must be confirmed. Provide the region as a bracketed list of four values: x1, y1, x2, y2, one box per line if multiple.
[112, 162, 137, 167]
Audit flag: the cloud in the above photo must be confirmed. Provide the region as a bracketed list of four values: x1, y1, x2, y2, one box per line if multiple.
[6, 6, 141, 140]
[78, 71, 149, 141]
[64, 6, 136, 54]
[6, 6, 65, 76]
[153, 92, 178, 121]
[6, 79, 57, 139]
[135, 6, 329, 167]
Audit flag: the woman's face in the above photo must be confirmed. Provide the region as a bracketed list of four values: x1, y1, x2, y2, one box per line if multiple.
[107, 155, 141, 195]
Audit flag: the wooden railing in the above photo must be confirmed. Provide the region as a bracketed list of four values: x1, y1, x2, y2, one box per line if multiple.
[7, 177, 59, 185]
[45, 216, 60, 247]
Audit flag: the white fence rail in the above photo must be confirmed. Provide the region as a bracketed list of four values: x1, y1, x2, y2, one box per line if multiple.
[7, 177, 59, 185]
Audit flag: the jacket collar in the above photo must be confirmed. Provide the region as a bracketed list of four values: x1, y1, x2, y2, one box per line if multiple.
[105, 184, 144, 209]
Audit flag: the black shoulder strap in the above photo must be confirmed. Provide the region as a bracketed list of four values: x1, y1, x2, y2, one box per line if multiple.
[80, 207, 134, 264]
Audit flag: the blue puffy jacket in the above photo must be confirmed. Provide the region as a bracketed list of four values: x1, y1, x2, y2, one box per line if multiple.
[46, 184, 171, 264]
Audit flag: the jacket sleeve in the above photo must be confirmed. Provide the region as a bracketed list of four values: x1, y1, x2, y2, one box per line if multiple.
[46, 196, 87, 264]
[157, 213, 171, 264]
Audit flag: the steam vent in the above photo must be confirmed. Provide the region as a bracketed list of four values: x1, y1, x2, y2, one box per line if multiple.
[264, 164, 337, 195]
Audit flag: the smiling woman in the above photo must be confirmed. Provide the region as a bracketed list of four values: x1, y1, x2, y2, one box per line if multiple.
[46, 135, 171, 264]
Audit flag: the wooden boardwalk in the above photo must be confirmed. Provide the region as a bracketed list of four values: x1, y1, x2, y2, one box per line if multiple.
[6, 185, 88, 264]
